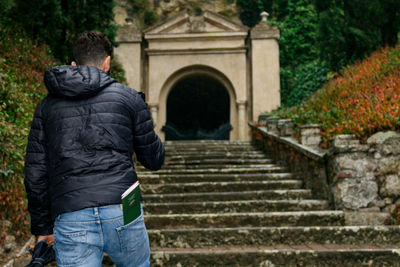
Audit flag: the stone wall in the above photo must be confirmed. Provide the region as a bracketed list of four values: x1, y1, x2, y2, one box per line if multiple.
[251, 116, 400, 225]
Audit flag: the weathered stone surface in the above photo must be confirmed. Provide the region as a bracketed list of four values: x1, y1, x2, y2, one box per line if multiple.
[333, 179, 378, 209]
[380, 137, 400, 155]
[143, 189, 313, 203]
[367, 131, 400, 145]
[376, 156, 400, 175]
[150, 247, 400, 267]
[139, 172, 294, 184]
[300, 125, 321, 146]
[141, 180, 302, 194]
[266, 116, 280, 133]
[344, 212, 395, 226]
[334, 153, 376, 176]
[379, 174, 400, 197]
[145, 211, 344, 229]
[258, 112, 272, 125]
[330, 134, 369, 153]
[277, 119, 294, 137]
[371, 199, 386, 208]
[4, 235, 16, 253]
[138, 140, 400, 266]
[144, 199, 329, 214]
[382, 204, 397, 215]
[148, 226, 400, 248]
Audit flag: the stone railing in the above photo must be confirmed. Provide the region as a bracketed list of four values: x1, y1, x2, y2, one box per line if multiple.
[250, 115, 400, 225]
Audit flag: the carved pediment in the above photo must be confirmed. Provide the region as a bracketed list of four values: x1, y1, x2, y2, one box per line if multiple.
[145, 10, 248, 35]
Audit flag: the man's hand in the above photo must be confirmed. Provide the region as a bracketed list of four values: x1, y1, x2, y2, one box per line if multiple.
[37, 234, 54, 245]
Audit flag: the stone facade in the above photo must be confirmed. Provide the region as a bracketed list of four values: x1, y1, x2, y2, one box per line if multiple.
[113, 7, 280, 141]
[251, 119, 400, 225]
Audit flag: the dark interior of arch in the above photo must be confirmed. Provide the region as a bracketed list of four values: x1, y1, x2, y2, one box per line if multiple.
[164, 74, 231, 140]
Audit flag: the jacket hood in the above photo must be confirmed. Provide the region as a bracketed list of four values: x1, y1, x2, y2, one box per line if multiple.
[44, 65, 115, 99]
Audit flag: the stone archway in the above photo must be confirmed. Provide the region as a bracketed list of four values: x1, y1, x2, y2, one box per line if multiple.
[158, 65, 238, 141]
[114, 10, 281, 141]
[165, 74, 231, 140]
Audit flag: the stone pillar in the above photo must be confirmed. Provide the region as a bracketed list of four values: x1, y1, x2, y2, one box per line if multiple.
[237, 100, 247, 141]
[300, 124, 321, 146]
[114, 25, 142, 91]
[329, 135, 378, 210]
[250, 12, 280, 121]
[148, 103, 159, 127]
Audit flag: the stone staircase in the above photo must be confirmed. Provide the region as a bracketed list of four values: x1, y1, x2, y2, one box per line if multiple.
[137, 140, 400, 267]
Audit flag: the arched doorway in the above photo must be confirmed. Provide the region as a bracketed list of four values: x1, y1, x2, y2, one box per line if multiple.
[163, 74, 231, 140]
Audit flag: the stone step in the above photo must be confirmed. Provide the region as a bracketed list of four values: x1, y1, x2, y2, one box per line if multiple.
[166, 153, 268, 160]
[137, 163, 278, 171]
[141, 180, 303, 194]
[138, 173, 296, 184]
[160, 158, 273, 165]
[165, 141, 251, 146]
[143, 189, 313, 203]
[148, 225, 400, 248]
[150, 246, 400, 267]
[166, 151, 266, 156]
[143, 199, 329, 214]
[144, 211, 344, 229]
[138, 166, 287, 175]
[166, 150, 264, 155]
[164, 143, 257, 150]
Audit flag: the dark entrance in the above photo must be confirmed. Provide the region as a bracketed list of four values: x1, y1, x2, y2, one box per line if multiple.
[163, 74, 231, 140]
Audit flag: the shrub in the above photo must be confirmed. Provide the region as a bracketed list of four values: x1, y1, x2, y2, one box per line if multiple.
[272, 45, 400, 144]
[282, 60, 330, 107]
[0, 26, 58, 241]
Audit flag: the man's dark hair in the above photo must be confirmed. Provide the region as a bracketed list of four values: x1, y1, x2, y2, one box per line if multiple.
[73, 31, 113, 67]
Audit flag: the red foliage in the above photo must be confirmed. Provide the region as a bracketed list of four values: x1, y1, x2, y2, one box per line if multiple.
[275, 45, 400, 144]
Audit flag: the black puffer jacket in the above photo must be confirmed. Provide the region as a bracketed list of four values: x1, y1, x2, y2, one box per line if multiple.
[24, 65, 164, 236]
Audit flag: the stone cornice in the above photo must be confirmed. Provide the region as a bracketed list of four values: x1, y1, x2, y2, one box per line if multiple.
[116, 25, 142, 43]
[250, 28, 280, 40]
[146, 47, 247, 56]
[145, 31, 248, 41]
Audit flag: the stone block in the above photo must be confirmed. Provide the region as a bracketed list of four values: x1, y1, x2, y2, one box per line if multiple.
[277, 119, 294, 136]
[367, 131, 400, 145]
[330, 135, 369, 153]
[344, 211, 395, 225]
[380, 137, 400, 156]
[382, 204, 397, 215]
[300, 124, 320, 135]
[368, 131, 400, 156]
[266, 116, 280, 133]
[258, 113, 271, 125]
[370, 199, 386, 208]
[301, 135, 321, 146]
[3, 235, 16, 253]
[300, 125, 321, 146]
[333, 178, 378, 210]
[335, 154, 376, 174]
[379, 174, 400, 197]
[376, 156, 400, 175]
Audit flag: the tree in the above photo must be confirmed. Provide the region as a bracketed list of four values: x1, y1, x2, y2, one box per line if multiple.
[278, 0, 319, 68]
[316, 0, 400, 72]
[12, 0, 117, 63]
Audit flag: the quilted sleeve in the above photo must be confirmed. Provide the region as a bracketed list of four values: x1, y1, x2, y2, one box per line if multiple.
[24, 100, 53, 236]
[131, 93, 165, 171]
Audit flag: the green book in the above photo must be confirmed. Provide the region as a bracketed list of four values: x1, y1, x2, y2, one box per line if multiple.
[121, 181, 141, 225]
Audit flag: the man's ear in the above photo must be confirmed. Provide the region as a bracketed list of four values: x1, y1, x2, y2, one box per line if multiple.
[102, 56, 111, 73]
[71, 61, 77, 66]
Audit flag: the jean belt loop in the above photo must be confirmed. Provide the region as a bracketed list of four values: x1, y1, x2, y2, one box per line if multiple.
[94, 207, 99, 216]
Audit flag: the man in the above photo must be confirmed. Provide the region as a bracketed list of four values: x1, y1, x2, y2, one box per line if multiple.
[24, 31, 164, 267]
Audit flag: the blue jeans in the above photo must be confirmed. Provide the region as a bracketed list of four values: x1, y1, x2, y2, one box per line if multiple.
[53, 204, 150, 267]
